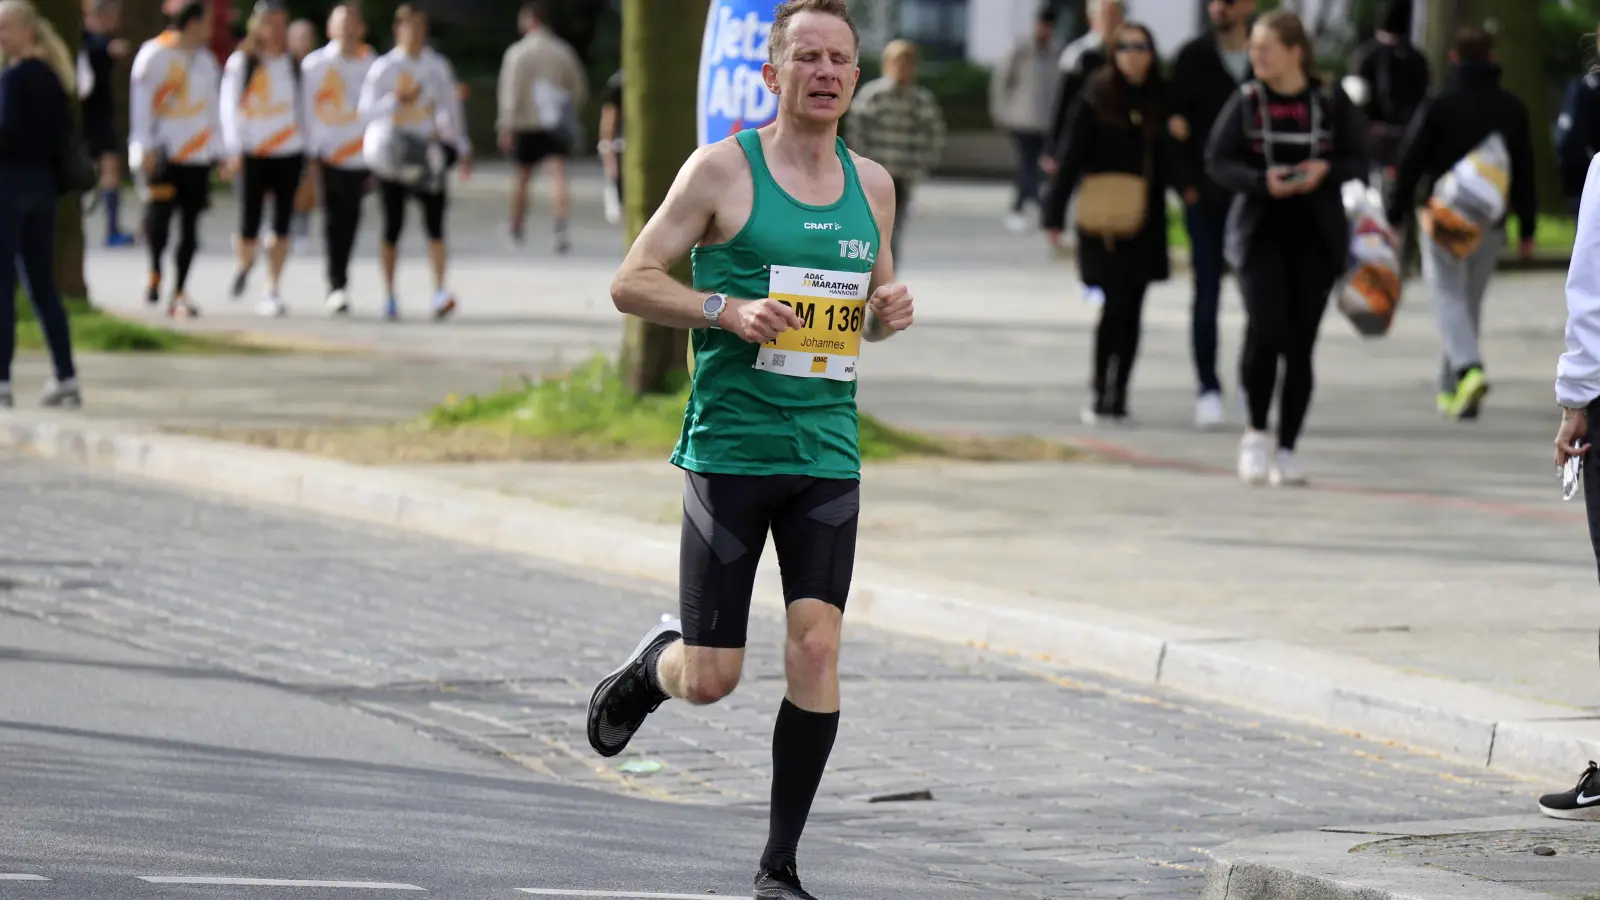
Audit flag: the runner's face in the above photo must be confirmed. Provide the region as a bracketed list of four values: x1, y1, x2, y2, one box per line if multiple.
[1248, 24, 1293, 82]
[769, 11, 859, 125]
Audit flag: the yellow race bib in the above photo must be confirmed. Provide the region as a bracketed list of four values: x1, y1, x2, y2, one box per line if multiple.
[753, 265, 872, 382]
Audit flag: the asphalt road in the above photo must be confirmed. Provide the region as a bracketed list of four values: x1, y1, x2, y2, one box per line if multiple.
[0, 615, 995, 900]
[0, 452, 1546, 899]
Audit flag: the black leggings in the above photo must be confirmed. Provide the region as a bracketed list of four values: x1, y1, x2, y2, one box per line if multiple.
[679, 472, 859, 649]
[1237, 240, 1339, 451]
[379, 178, 446, 245]
[145, 162, 212, 295]
[1090, 272, 1149, 415]
[239, 153, 305, 240]
[320, 165, 368, 291]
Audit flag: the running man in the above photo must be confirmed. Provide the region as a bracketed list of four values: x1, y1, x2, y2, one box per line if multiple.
[495, 0, 587, 252]
[300, 3, 373, 315]
[220, 0, 306, 318]
[80, 0, 134, 246]
[358, 4, 469, 320]
[128, 0, 223, 318]
[586, 3, 914, 898]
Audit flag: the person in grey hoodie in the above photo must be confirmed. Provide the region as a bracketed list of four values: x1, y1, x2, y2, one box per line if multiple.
[990, 8, 1059, 232]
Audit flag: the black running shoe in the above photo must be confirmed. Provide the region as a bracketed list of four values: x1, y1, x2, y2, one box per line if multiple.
[587, 617, 680, 757]
[230, 267, 250, 300]
[754, 865, 818, 900]
[1539, 761, 1600, 820]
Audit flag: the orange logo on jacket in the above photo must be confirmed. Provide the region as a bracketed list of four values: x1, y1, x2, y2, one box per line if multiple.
[242, 65, 290, 118]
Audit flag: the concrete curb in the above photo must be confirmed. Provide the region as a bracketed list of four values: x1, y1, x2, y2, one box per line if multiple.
[5, 412, 1597, 785]
[1202, 815, 1588, 900]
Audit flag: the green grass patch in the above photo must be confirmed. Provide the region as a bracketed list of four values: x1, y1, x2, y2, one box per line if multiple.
[15, 295, 257, 354]
[189, 356, 1082, 465]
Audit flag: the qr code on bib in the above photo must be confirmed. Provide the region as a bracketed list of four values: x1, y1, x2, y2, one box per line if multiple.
[770, 353, 787, 366]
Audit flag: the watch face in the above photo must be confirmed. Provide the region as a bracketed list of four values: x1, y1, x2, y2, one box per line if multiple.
[703, 294, 724, 317]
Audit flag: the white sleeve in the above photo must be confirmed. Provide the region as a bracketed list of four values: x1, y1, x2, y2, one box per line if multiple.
[434, 54, 470, 156]
[77, 49, 94, 100]
[1557, 154, 1600, 408]
[205, 53, 226, 160]
[218, 52, 244, 156]
[128, 45, 156, 159]
[299, 52, 323, 157]
[357, 57, 395, 124]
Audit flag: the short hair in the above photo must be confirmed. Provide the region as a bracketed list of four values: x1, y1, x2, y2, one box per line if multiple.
[1037, 8, 1056, 25]
[1453, 25, 1493, 63]
[394, 3, 426, 26]
[519, 0, 550, 22]
[882, 38, 917, 65]
[171, 0, 205, 29]
[769, 0, 859, 64]
[1087, 0, 1124, 18]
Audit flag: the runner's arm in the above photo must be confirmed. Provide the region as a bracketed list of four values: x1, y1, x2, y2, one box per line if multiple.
[127, 44, 156, 165]
[611, 143, 744, 329]
[854, 154, 901, 342]
[217, 52, 244, 158]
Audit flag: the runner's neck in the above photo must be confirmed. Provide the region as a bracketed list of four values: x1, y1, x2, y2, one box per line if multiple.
[763, 120, 841, 178]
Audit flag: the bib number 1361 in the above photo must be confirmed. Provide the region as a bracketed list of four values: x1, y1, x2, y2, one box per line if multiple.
[753, 265, 871, 382]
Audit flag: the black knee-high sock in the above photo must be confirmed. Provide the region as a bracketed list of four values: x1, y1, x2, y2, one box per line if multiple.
[761, 698, 840, 874]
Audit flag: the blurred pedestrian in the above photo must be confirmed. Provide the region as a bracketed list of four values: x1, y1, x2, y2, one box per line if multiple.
[220, 0, 306, 318]
[845, 38, 945, 263]
[0, 0, 82, 409]
[1043, 21, 1173, 425]
[1169, 0, 1257, 429]
[301, 3, 372, 315]
[79, 0, 133, 247]
[990, 8, 1060, 233]
[1046, 0, 1122, 167]
[496, 0, 587, 254]
[1548, 150, 1600, 823]
[598, 68, 623, 226]
[1206, 9, 1367, 487]
[129, 0, 222, 318]
[1556, 24, 1600, 214]
[1348, 0, 1430, 183]
[1385, 25, 1537, 420]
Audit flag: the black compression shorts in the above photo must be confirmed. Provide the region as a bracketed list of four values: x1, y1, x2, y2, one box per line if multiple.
[678, 471, 860, 649]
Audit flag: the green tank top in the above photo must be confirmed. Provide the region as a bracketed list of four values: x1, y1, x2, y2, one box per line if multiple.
[671, 129, 882, 480]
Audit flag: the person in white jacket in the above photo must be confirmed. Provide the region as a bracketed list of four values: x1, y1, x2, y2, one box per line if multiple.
[300, 3, 374, 315]
[220, 0, 306, 317]
[1548, 153, 1600, 821]
[127, 0, 223, 319]
[357, 4, 470, 321]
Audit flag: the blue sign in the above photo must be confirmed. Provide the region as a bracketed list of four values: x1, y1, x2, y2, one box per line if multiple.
[697, 0, 780, 147]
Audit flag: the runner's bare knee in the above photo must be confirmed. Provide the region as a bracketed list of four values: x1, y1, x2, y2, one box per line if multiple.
[682, 645, 743, 704]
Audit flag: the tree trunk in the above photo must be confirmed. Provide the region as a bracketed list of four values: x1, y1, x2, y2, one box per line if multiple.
[617, 0, 706, 396]
[1484, 0, 1563, 216]
[41, 0, 88, 302]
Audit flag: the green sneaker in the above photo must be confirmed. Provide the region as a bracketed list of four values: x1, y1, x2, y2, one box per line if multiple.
[1448, 368, 1489, 419]
[1436, 392, 1453, 414]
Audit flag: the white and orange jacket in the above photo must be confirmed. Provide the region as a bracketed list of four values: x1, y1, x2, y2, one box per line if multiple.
[357, 46, 471, 165]
[219, 50, 306, 158]
[128, 30, 225, 169]
[300, 42, 376, 170]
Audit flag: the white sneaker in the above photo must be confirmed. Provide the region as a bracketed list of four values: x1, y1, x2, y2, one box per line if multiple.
[1003, 212, 1029, 233]
[0, 381, 12, 409]
[1080, 405, 1100, 426]
[255, 295, 287, 318]
[1270, 448, 1307, 487]
[1238, 431, 1270, 485]
[325, 289, 350, 316]
[1196, 391, 1225, 429]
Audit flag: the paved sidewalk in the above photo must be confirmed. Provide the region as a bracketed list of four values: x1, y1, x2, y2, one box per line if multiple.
[1204, 815, 1600, 900]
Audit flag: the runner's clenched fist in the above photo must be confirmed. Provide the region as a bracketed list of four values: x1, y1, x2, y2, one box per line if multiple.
[723, 297, 806, 344]
[868, 283, 914, 336]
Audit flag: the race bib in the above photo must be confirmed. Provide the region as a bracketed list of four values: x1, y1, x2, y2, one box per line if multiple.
[753, 265, 871, 382]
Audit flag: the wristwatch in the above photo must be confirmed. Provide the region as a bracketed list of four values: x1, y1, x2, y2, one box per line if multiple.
[702, 293, 727, 327]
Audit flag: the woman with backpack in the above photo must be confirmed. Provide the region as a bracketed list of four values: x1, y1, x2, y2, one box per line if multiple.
[220, 0, 306, 318]
[1043, 21, 1173, 425]
[1206, 10, 1367, 486]
[0, 0, 82, 410]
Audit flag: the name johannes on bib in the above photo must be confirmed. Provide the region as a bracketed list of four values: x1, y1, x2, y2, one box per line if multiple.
[753, 265, 871, 382]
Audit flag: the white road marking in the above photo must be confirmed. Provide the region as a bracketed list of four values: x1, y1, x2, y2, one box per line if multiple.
[0, 874, 49, 881]
[517, 891, 718, 899]
[138, 878, 425, 890]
